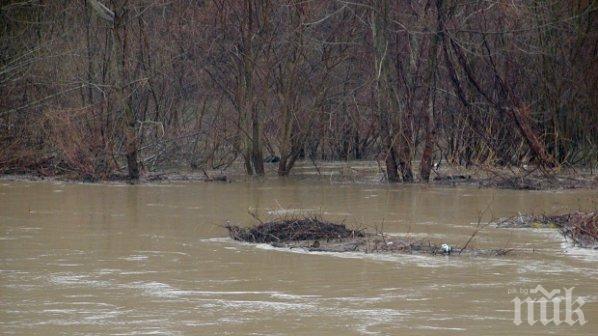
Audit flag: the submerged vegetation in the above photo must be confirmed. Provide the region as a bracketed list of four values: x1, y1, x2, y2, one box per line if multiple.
[495, 212, 598, 249]
[1, 1, 596, 182]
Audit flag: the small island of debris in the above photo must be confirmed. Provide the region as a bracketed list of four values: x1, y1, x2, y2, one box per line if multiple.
[494, 212, 597, 249]
[225, 217, 511, 257]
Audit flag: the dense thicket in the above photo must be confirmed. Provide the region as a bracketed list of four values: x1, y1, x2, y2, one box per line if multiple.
[1, 0, 596, 181]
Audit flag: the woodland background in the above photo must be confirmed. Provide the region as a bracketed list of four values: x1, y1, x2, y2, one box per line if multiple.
[1, 0, 596, 181]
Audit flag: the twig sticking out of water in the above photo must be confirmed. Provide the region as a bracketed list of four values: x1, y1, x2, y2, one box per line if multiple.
[460, 199, 494, 254]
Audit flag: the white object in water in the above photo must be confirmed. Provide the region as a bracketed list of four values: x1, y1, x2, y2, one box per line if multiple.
[441, 243, 452, 254]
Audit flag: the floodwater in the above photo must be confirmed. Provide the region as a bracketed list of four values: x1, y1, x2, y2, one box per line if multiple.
[1, 169, 597, 335]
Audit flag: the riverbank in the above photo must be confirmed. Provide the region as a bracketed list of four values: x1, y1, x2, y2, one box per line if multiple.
[1, 161, 595, 190]
[0, 170, 230, 184]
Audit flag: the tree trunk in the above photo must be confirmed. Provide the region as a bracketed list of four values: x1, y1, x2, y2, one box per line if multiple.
[250, 107, 264, 175]
[278, 100, 293, 176]
[113, 0, 139, 180]
[239, 0, 264, 176]
[372, 0, 399, 182]
[509, 104, 556, 168]
[420, 94, 435, 181]
[242, 99, 253, 175]
[385, 146, 400, 182]
[397, 109, 414, 182]
[420, 0, 442, 182]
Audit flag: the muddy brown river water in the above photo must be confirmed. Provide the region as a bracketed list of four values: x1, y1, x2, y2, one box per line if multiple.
[1, 170, 597, 335]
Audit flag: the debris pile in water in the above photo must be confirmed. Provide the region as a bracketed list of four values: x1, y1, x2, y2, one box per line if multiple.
[225, 217, 363, 243]
[494, 212, 597, 249]
[494, 213, 570, 229]
[560, 212, 597, 249]
[225, 217, 511, 257]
